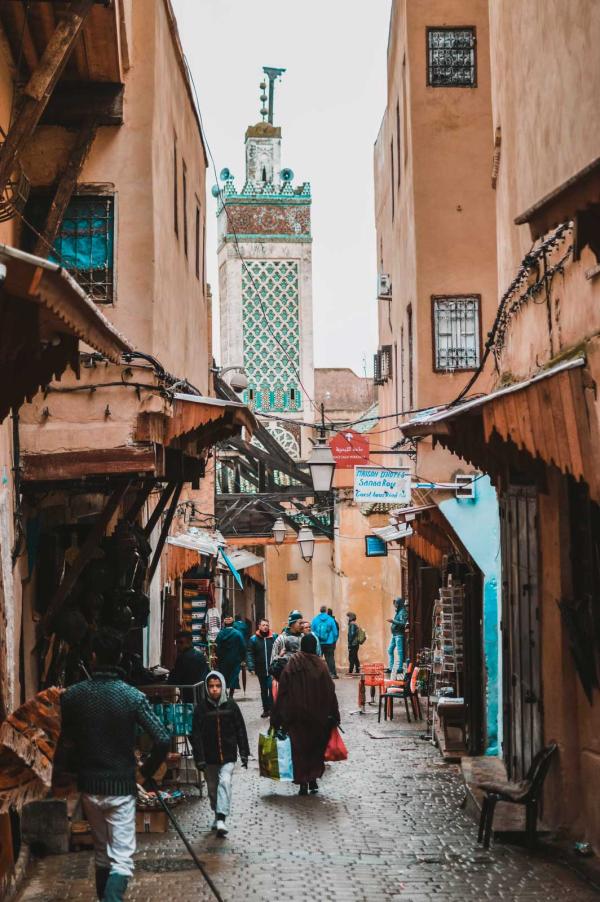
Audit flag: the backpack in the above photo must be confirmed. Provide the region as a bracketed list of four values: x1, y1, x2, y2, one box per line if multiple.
[356, 626, 367, 645]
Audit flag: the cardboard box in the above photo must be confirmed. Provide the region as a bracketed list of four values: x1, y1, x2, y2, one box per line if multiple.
[136, 810, 168, 834]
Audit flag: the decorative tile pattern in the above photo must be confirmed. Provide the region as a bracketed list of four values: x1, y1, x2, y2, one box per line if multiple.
[242, 260, 302, 413]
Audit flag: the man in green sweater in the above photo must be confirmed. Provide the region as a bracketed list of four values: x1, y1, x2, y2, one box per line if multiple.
[59, 628, 169, 901]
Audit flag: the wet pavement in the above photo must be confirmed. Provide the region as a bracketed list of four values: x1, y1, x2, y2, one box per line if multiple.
[16, 676, 600, 901]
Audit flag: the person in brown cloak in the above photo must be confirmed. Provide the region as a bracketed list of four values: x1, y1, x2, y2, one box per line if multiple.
[270, 633, 340, 796]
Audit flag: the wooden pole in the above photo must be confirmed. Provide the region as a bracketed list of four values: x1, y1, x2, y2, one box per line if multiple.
[147, 482, 183, 585]
[0, 0, 95, 191]
[143, 481, 176, 538]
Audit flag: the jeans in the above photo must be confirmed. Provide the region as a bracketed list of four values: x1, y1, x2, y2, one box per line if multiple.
[322, 644, 337, 677]
[205, 762, 235, 817]
[388, 634, 405, 673]
[257, 672, 273, 712]
[82, 793, 136, 878]
[348, 646, 360, 673]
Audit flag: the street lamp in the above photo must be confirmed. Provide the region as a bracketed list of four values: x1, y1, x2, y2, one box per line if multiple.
[307, 402, 336, 493]
[297, 526, 315, 563]
[211, 365, 248, 394]
[272, 517, 286, 544]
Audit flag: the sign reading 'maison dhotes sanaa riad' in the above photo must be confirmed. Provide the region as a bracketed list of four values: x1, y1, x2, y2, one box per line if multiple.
[353, 467, 412, 505]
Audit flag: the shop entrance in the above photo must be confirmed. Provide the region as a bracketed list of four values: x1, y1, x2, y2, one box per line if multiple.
[500, 485, 542, 780]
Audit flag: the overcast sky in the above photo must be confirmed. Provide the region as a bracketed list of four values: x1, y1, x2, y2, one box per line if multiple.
[172, 0, 392, 378]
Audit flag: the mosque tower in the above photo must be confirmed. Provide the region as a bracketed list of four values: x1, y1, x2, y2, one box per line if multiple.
[216, 67, 314, 460]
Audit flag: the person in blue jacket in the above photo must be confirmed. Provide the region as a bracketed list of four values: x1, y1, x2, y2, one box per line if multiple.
[311, 605, 339, 678]
[386, 597, 408, 674]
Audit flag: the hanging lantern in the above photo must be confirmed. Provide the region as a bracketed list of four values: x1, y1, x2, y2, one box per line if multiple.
[307, 438, 336, 494]
[272, 517, 286, 545]
[297, 526, 315, 563]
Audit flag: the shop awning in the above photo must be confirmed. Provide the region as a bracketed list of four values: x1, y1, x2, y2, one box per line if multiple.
[401, 356, 600, 494]
[225, 549, 265, 571]
[136, 392, 256, 451]
[165, 530, 225, 583]
[0, 244, 132, 423]
[166, 531, 222, 557]
[372, 524, 414, 543]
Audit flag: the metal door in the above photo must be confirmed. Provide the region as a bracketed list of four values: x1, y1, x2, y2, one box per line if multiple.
[500, 486, 542, 780]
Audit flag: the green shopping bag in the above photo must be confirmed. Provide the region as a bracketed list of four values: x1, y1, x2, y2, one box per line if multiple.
[258, 729, 294, 781]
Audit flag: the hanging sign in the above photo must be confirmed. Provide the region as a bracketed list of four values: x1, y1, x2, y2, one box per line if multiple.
[330, 430, 370, 469]
[353, 466, 411, 504]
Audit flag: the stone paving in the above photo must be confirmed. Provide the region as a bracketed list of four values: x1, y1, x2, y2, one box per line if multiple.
[16, 677, 600, 901]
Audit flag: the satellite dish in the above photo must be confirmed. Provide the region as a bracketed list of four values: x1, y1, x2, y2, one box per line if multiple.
[219, 167, 233, 181]
[211, 185, 220, 198]
[280, 168, 294, 182]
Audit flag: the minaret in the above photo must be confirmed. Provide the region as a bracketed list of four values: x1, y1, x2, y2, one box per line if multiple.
[216, 67, 314, 459]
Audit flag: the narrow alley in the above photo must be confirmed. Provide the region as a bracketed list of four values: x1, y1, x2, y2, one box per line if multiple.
[16, 678, 598, 902]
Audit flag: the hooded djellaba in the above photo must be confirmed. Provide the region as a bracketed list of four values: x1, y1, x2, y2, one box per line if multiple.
[191, 671, 249, 769]
[270, 634, 340, 794]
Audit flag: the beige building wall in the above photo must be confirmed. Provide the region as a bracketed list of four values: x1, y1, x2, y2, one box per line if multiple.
[375, 0, 497, 483]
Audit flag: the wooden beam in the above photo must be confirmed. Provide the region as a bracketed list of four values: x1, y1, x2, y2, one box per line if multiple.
[42, 480, 131, 633]
[0, 0, 95, 191]
[33, 117, 97, 258]
[143, 481, 176, 538]
[21, 445, 158, 482]
[2, 3, 39, 73]
[228, 436, 312, 487]
[122, 478, 156, 524]
[147, 482, 183, 584]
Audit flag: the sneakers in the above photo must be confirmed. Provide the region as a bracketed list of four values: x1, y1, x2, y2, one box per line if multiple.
[260, 710, 270, 718]
[216, 818, 228, 837]
[210, 817, 218, 831]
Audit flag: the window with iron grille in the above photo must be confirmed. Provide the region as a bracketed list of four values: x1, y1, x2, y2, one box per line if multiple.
[25, 193, 115, 304]
[433, 295, 480, 370]
[427, 28, 476, 87]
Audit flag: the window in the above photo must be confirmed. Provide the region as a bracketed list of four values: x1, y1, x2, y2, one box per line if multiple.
[26, 193, 115, 304]
[194, 203, 201, 279]
[390, 140, 395, 221]
[396, 100, 401, 188]
[182, 160, 188, 257]
[427, 28, 476, 87]
[433, 295, 481, 370]
[173, 135, 178, 237]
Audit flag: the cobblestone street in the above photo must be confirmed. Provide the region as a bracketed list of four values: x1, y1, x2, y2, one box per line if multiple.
[16, 677, 599, 901]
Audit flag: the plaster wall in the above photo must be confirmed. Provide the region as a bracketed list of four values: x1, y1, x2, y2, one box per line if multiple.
[264, 541, 332, 636]
[487, 0, 600, 379]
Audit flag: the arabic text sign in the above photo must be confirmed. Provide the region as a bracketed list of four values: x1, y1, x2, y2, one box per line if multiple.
[330, 430, 370, 468]
[353, 467, 411, 504]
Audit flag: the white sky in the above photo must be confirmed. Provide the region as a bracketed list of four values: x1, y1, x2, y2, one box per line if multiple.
[172, 0, 392, 378]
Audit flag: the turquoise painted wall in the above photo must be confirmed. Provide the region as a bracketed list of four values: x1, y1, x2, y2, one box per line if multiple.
[439, 476, 501, 755]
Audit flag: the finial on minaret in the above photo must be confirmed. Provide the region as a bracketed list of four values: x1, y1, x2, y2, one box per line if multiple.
[262, 66, 286, 125]
[260, 80, 268, 122]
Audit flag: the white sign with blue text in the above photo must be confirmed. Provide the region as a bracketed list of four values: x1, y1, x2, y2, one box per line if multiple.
[353, 467, 412, 504]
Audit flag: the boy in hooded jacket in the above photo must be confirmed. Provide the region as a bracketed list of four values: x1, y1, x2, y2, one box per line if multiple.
[191, 671, 250, 837]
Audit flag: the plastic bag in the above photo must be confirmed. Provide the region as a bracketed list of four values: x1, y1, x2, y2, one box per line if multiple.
[324, 726, 348, 762]
[258, 729, 294, 781]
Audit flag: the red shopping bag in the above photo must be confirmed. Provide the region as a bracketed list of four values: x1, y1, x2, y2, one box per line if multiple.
[324, 726, 348, 762]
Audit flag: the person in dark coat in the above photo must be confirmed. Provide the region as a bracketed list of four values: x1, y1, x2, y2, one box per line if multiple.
[191, 671, 249, 837]
[232, 613, 250, 645]
[271, 633, 340, 796]
[346, 612, 361, 675]
[168, 630, 209, 701]
[215, 615, 247, 697]
[247, 619, 278, 717]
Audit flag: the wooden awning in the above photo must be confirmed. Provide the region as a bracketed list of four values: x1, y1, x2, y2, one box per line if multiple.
[0, 243, 132, 423]
[515, 155, 600, 241]
[402, 355, 600, 498]
[137, 393, 256, 451]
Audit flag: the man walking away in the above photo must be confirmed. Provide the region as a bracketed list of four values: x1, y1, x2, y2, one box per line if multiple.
[386, 597, 408, 674]
[327, 608, 340, 678]
[232, 613, 250, 646]
[311, 606, 339, 679]
[59, 628, 169, 901]
[346, 612, 363, 675]
[191, 671, 249, 837]
[247, 619, 278, 716]
[168, 630, 209, 701]
[271, 611, 303, 661]
[216, 615, 247, 697]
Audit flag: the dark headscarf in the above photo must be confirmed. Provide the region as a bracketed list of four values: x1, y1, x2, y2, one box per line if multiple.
[301, 633, 318, 655]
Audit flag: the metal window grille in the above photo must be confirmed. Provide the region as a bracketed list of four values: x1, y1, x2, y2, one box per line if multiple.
[433, 295, 480, 370]
[427, 28, 476, 87]
[374, 351, 384, 385]
[53, 195, 115, 304]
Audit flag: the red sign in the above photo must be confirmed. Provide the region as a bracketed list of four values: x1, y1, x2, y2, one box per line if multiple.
[329, 430, 370, 468]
